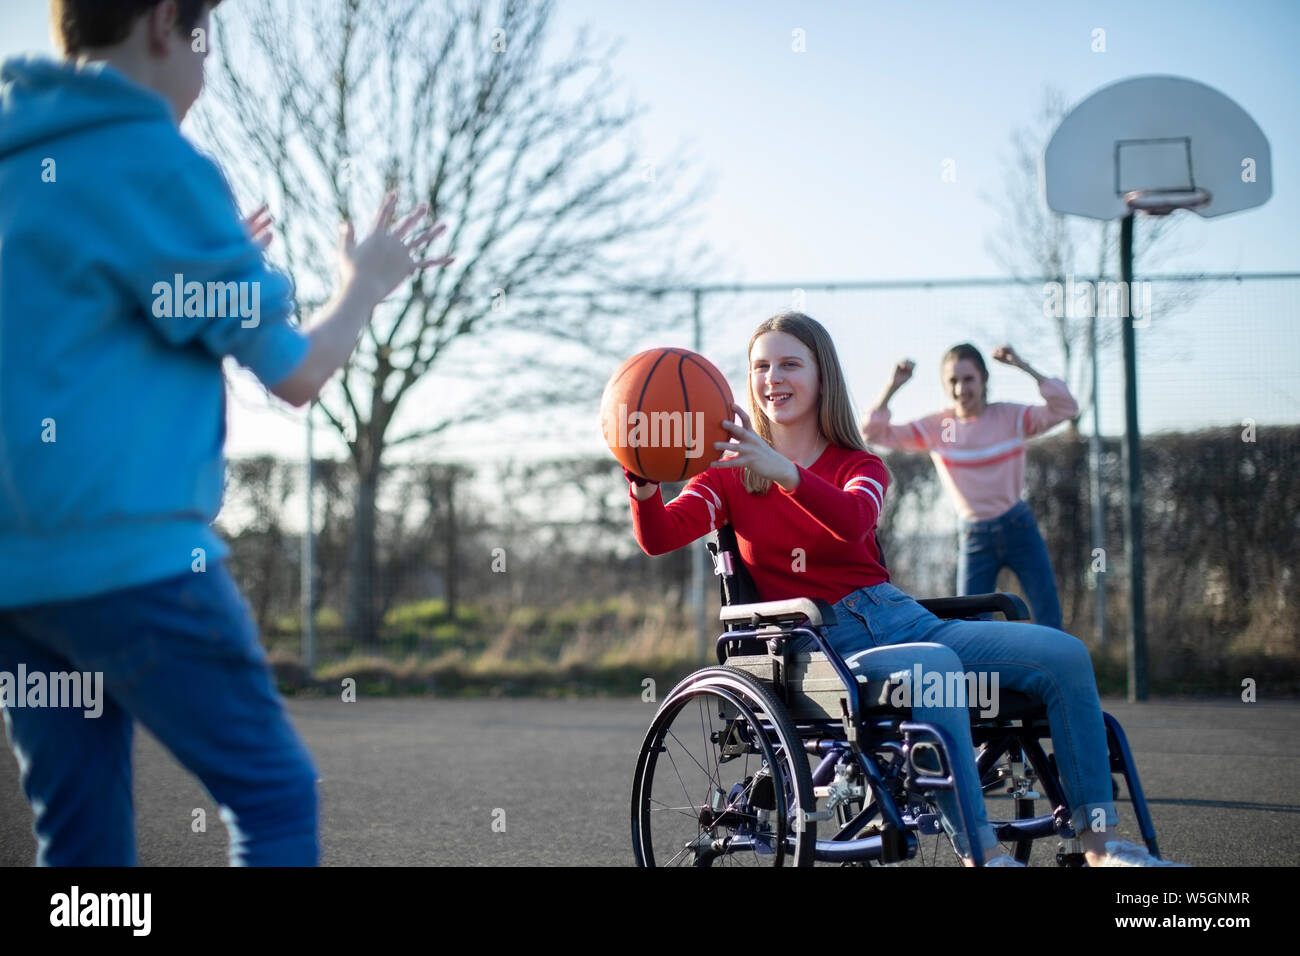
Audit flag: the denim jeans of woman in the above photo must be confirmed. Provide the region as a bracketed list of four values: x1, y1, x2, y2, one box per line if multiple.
[957, 499, 1063, 631]
[0, 562, 319, 865]
[790, 579, 1117, 859]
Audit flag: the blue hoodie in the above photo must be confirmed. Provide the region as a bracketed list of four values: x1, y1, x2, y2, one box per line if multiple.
[0, 56, 310, 607]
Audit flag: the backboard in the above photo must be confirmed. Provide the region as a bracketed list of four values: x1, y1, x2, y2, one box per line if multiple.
[1044, 75, 1271, 220]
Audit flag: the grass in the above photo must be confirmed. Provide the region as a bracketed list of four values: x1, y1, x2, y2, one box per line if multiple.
[267, 594, 701, 697]
[265, 595, 1300, 698]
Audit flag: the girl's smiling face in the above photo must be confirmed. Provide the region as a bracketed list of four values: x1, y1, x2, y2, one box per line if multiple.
[750, 331, 821, 429]
[943, 357, 986, 418]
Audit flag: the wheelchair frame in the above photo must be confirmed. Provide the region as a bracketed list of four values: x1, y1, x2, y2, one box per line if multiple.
[630, 525, 1162, 867]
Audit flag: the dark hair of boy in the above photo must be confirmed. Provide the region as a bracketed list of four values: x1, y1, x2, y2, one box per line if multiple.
[51, 0, 222, 55]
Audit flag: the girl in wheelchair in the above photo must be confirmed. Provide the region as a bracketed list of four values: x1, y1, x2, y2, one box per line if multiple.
[625, 311, 1178, 867]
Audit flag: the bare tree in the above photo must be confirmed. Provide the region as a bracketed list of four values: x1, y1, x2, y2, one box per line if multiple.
[218, 455, 297, 633]
[196, 0, 709, 644]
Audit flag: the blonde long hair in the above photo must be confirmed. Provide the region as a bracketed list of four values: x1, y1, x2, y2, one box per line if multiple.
[743, 312, 868, 494]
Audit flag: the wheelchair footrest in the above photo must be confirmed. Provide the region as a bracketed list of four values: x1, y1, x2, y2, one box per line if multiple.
[913, 813, 944, 835]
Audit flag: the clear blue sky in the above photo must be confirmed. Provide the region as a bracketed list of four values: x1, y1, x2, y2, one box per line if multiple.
[3, 0, 1296, 464]
[548, 0, 1300, 280]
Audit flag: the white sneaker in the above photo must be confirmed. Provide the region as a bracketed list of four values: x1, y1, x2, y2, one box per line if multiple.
[983, 854, 1026, 867]
[1096, 840, 1187, 866]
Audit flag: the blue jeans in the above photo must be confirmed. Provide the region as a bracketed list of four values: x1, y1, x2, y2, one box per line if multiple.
[792, 580, 1118, 858]
[958, 500, 1063, 631]
[0, 563, 319, 866]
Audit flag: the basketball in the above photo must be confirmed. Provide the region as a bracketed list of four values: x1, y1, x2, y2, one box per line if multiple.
[599, 347, 735, 482]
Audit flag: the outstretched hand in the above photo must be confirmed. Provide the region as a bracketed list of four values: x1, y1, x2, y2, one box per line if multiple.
[243, 203, 274, 250]
[711, 403, 800, 490]
[339, 190, 455, 305]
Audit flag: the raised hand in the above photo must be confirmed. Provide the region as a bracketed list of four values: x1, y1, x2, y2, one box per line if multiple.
[339, 191, 454, 305]
[991, 344, 1021, 367]
[890, 359, 915, 389]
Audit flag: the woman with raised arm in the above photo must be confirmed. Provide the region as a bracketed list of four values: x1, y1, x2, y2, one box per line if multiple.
[864, 344, 1077, 630]
[625, 313, 1176, 867]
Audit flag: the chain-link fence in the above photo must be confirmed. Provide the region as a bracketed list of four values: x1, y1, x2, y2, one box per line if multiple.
[218, 273, 1300, 692]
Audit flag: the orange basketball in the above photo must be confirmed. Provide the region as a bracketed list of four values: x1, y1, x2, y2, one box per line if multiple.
[600, 347, 735, 482]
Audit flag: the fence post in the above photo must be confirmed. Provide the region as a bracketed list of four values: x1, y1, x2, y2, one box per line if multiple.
[1088, 306, 1106, 647]
[1119, 215, 1148, 701]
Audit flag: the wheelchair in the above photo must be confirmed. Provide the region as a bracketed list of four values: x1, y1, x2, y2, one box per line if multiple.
[630, 525, 1162, 866]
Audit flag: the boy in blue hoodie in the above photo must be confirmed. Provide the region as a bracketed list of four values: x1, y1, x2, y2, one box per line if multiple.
[0, 0, 451, 865]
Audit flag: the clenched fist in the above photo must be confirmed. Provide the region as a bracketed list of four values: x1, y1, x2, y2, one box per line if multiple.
[889, 359, 915, 390]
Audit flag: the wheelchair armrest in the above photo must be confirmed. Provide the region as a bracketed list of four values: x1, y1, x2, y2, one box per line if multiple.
[915, 592, 1031, 622]
[719, 597, 838, 628]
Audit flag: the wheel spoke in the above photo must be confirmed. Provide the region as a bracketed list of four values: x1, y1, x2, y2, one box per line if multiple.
[647, 801, 703, 815]
[665, 724, 722, 791]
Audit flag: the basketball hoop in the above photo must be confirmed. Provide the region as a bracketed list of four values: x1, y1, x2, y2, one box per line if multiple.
[1122, 187, 1211, 217]
[1044, 76, 1270, 221]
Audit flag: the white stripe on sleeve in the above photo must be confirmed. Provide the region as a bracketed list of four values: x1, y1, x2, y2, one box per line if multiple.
[680, 490, 718, 531]
[843, 478, 882, 515]
[846, 475, 884, 501]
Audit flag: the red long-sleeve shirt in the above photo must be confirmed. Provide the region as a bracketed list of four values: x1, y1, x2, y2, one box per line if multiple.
[630, 444, 891, 604]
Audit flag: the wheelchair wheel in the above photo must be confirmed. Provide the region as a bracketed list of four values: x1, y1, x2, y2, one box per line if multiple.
[631, 666, 815, 867]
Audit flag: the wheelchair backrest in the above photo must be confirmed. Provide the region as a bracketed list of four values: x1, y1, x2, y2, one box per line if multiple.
[707, 524, 761, 607]
[708, 524, 890, 610]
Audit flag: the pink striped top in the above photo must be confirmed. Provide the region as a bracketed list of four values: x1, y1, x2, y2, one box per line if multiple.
[865, 378, 1078, 521]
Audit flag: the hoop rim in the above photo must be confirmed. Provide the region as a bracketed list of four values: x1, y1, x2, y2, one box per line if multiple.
[1123, 187, 1212, 216]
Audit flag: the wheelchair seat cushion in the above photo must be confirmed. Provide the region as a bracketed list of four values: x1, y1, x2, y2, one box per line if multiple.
[725, 653, 1045, 722]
